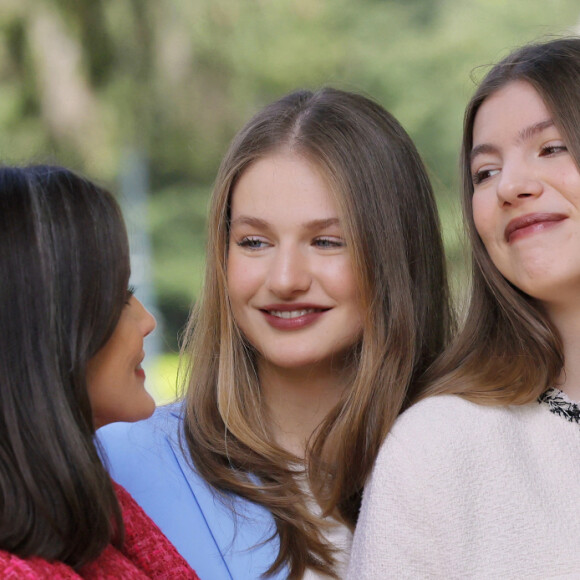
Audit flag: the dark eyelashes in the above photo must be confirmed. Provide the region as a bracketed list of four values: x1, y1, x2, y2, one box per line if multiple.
[125, 285, 136, 304]
[237, 237, 264, 249]
[540, 144, 567, 156]
[471, 142, 568, 187]
[236, 236, 345, 249]
[471, 170, 492, 185]
[314, 237, 345, 248]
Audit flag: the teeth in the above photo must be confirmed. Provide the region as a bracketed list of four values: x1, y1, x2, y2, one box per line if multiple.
[269, 309, 316, 319]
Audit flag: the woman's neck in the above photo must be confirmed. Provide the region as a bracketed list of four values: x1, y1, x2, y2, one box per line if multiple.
[259, 361, 349, 458]
[544, 303, 580, 402]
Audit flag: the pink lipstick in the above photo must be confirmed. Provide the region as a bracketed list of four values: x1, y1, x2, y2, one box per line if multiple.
[504, 213, 567, 243]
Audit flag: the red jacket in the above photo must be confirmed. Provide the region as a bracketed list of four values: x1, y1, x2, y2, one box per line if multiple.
[0, 483, 200, 579]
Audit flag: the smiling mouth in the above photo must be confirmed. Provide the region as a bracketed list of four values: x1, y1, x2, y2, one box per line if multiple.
[504, 213, 567, 242]
[266, 308, 325, 319]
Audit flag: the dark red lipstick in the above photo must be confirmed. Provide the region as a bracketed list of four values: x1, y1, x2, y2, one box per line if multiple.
[260, 303, 330, 331]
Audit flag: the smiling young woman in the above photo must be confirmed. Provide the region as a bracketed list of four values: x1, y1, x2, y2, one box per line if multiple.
[0, 165, 197, 578]
[349, 38, 580, 579]
[99, 87, 453, 579]
[470, 80, 580, 311]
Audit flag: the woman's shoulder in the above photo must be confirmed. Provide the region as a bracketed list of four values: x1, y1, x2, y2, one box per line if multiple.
[97, 402, 206, 552]
[99, 402, 183, 447]
[99, 407, 283, 579]
[373, 393, 558, 486]
[98, 403, 184, 476]
[392, 394, 510, 441]
[392, 391, 562, 443]
[373, 394, 535, 475]
[97, 402, 203, 515]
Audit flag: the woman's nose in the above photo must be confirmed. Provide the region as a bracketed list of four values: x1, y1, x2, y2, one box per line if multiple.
[496, 162, 543, 206]
[266, 245, 312, 298]
[135, 298, 157, 336]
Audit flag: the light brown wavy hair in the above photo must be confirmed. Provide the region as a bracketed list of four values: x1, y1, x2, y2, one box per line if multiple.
[422, 38, 580, 403]
[180, 87, 452, 578]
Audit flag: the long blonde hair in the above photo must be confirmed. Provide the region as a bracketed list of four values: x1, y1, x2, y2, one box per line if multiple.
[423, 38, 580, 403]
[181, 88, 451, 578]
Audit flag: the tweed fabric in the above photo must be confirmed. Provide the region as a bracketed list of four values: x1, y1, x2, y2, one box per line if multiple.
[0, 482, 199, 579]
[348, 391, 580, 579]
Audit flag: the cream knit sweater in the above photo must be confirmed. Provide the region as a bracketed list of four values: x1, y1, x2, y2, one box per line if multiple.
[348, 389, 580, 579]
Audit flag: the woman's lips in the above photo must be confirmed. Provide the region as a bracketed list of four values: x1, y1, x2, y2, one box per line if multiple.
[135, 359, 146, 380]
[260, 305, 329, 330]
[504, 213, 567, 243]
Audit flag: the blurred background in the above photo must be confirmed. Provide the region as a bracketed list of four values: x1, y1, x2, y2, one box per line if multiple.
[1, 0, 578, 402]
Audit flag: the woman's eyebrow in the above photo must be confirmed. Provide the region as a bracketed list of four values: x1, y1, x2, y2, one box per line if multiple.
[470, 119, 555, 164]
[230, 217, 340, 230]
[302, 218, 340, 231]
[516, 118, 554, 143]
[470, 143, 498, 164]
[230, 216, 269, 229]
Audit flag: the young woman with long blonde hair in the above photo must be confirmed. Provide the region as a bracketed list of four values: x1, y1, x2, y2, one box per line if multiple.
[100, 87, 452, 579]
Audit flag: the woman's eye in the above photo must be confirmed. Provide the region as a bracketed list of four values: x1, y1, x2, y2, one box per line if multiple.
[314, 237, 345, 248]
[125, 285, 136, 305]
[472, 168, 500, 185]
[540, 144, 568, 156]
[237, 236, 268, 249]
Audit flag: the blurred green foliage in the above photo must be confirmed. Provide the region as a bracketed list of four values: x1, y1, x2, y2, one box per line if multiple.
[1, 0, 579, 349]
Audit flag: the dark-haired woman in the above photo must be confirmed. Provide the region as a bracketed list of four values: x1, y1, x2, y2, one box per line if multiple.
[349, 38, 580, 579]
[99, 87, 452, 579]
[0, 165, 198, 579]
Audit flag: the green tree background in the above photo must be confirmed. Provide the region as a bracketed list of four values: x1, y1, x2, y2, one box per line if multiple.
[1, 0, 578, 398]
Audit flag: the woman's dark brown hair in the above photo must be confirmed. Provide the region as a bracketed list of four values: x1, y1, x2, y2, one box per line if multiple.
[423, 38, 580, 403]
[0, 165, 130, 568]
[180, 87, 452, 578]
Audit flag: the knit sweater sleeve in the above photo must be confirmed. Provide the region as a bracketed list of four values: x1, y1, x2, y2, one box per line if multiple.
[0, 551, 80, 579]
[114, 483, 200, 580]
[347, 396, 482, 579]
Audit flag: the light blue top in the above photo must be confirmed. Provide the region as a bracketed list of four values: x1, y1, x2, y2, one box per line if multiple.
[97, 404, 286, 580]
